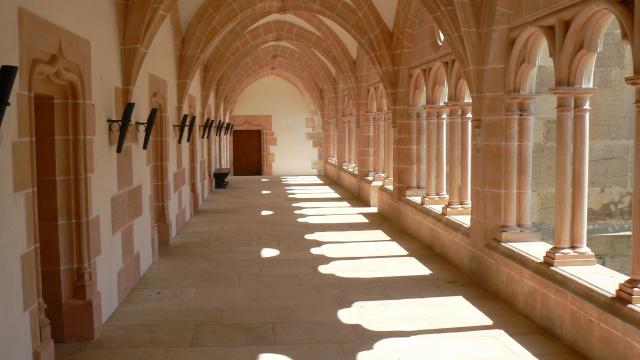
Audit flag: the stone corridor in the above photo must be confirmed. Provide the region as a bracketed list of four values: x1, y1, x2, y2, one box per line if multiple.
[56, 176, 581, 360]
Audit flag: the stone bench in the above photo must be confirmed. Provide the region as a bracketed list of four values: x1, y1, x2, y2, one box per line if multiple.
[213, 168, 230, 188]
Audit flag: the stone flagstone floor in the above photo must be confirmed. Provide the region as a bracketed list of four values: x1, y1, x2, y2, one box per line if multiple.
[56, 175, 583, 360]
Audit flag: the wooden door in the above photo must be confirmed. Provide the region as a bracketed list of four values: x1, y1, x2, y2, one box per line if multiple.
[233, 130, 262, 175]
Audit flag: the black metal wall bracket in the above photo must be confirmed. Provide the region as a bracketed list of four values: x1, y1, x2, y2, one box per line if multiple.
[108, 102, 135, 153]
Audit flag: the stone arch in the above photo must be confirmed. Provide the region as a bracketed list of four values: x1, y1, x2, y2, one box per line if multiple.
[558, 3, 633, 87]
[115, 0, 175, 101]
[450, 61, 472, 102]
[507, 28, 550, 94]
[215, 44, 334, 112]
[427, 63, 448, 105]
[368, 87, 377, 113]
[179, 0, 393, 110]
[203, 21, 354, 90]
[376, 86, 387, 112]
[410, 70, 427, 107]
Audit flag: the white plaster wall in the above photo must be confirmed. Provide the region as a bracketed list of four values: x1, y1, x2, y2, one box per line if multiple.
[0, 2, 208, 357]
[0, 0, 28, 356]
[232, 76, 317, 175]
[0, 0, 123, 356]
[131, 17, 179, 282]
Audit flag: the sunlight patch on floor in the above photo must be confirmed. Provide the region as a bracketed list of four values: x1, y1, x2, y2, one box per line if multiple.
[356, 330, 535, 359]
[311, 241, 408, 258]
[285, 185, 332, 190]
[294, 207, 377, 216]
[286, 189, 338, 195]
[291, 201, 352, 208]
[338, 296, 493, 331]
[297, 214, 369, 224]
[281, 176, 324, 185]
[304, 230, 391, 242]
[261, 210, 274, 216]
[288, 193, 341, 199]
[318, 257, 432, 278]
[261, 190, 271, 194]
[260, 248, 280, 258]
[257, 354, 292, 360]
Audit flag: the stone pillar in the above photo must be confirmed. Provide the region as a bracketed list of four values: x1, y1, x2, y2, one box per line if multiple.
[359, 113, 376, 176]
[618, 76, 640, 303]
[403, 108, 418, 192]
[544, 88, 597, 266]
[337, 117, 346, 166]
[374, 112, 385, 177]
[436, 106, 448, 198]
[384, 111, 394, 181]
[571, 93, 594, 252]
[416, 108, 427, 190]
[500, 97, 519, 236]
[517, 96, 536, 229]
[444, 103, 464, 215]
[350, 116, 357, 170]
[331, 118, 340, 164]
[423, 106, 438, 203]
[343, 116, 350, 167]
[460, 103, 472, 209]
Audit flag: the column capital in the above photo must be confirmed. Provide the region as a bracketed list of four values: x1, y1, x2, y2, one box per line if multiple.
[549, 87, 597, 97]
[444, 101, 464, 110]
[624, 75, 640, 87]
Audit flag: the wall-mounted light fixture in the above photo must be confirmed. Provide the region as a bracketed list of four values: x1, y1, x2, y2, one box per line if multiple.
[205, 118, 215, 139]
[108, 102, 135, 153]
[0, 65, 19, 129]
[186, 115, 196, 142]
[136, 108, 158, 150]
[200, 118, 211, 139]
[216, 121, 226, 137]
[173, 114, 188, 144]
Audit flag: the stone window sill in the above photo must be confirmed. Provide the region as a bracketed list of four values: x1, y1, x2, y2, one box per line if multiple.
[488, 239, 640, 327]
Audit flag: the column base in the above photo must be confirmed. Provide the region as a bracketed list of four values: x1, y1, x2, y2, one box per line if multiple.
[405, 188, 425, 197]
[33, 338, 55, 360]
[442, 206, 471, 216]
[422, 195, 448, 205]
[496, 229, 540, 242]
[373, 173, 386, 181]
[616, 279, 640, 304]
[543, 247, 597, 266]
[383, 177, 393, 187]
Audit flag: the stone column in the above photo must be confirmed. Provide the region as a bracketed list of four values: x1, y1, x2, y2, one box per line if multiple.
[516, 96, 536, 229]
[499, 97, 519, 238]
[460, 103, 472, 209]
[375, 112, 385, 177]
[444, 103, 462, 215]
[332, 118, 340, 164]
[618, 76, 640, 303]
[416, 108, 427, 190]
[423, 106, 438, 203]
[384, 111, 394, 181]
[351, 116, 358, 170]
[436, 106, 448, 198]
[359, 113, 376, 177]
[404, 108, 418, 192]
[544, 88, 596, 266]
[571, 92, 594, 252]
[343, 116, 350, 168]
[337, 117, 346, 166]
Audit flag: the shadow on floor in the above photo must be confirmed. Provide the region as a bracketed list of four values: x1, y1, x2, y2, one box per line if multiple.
[55, 175, 583, 360]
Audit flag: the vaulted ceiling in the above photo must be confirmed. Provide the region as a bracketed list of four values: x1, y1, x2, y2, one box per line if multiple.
[117, 0, 479, 120]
